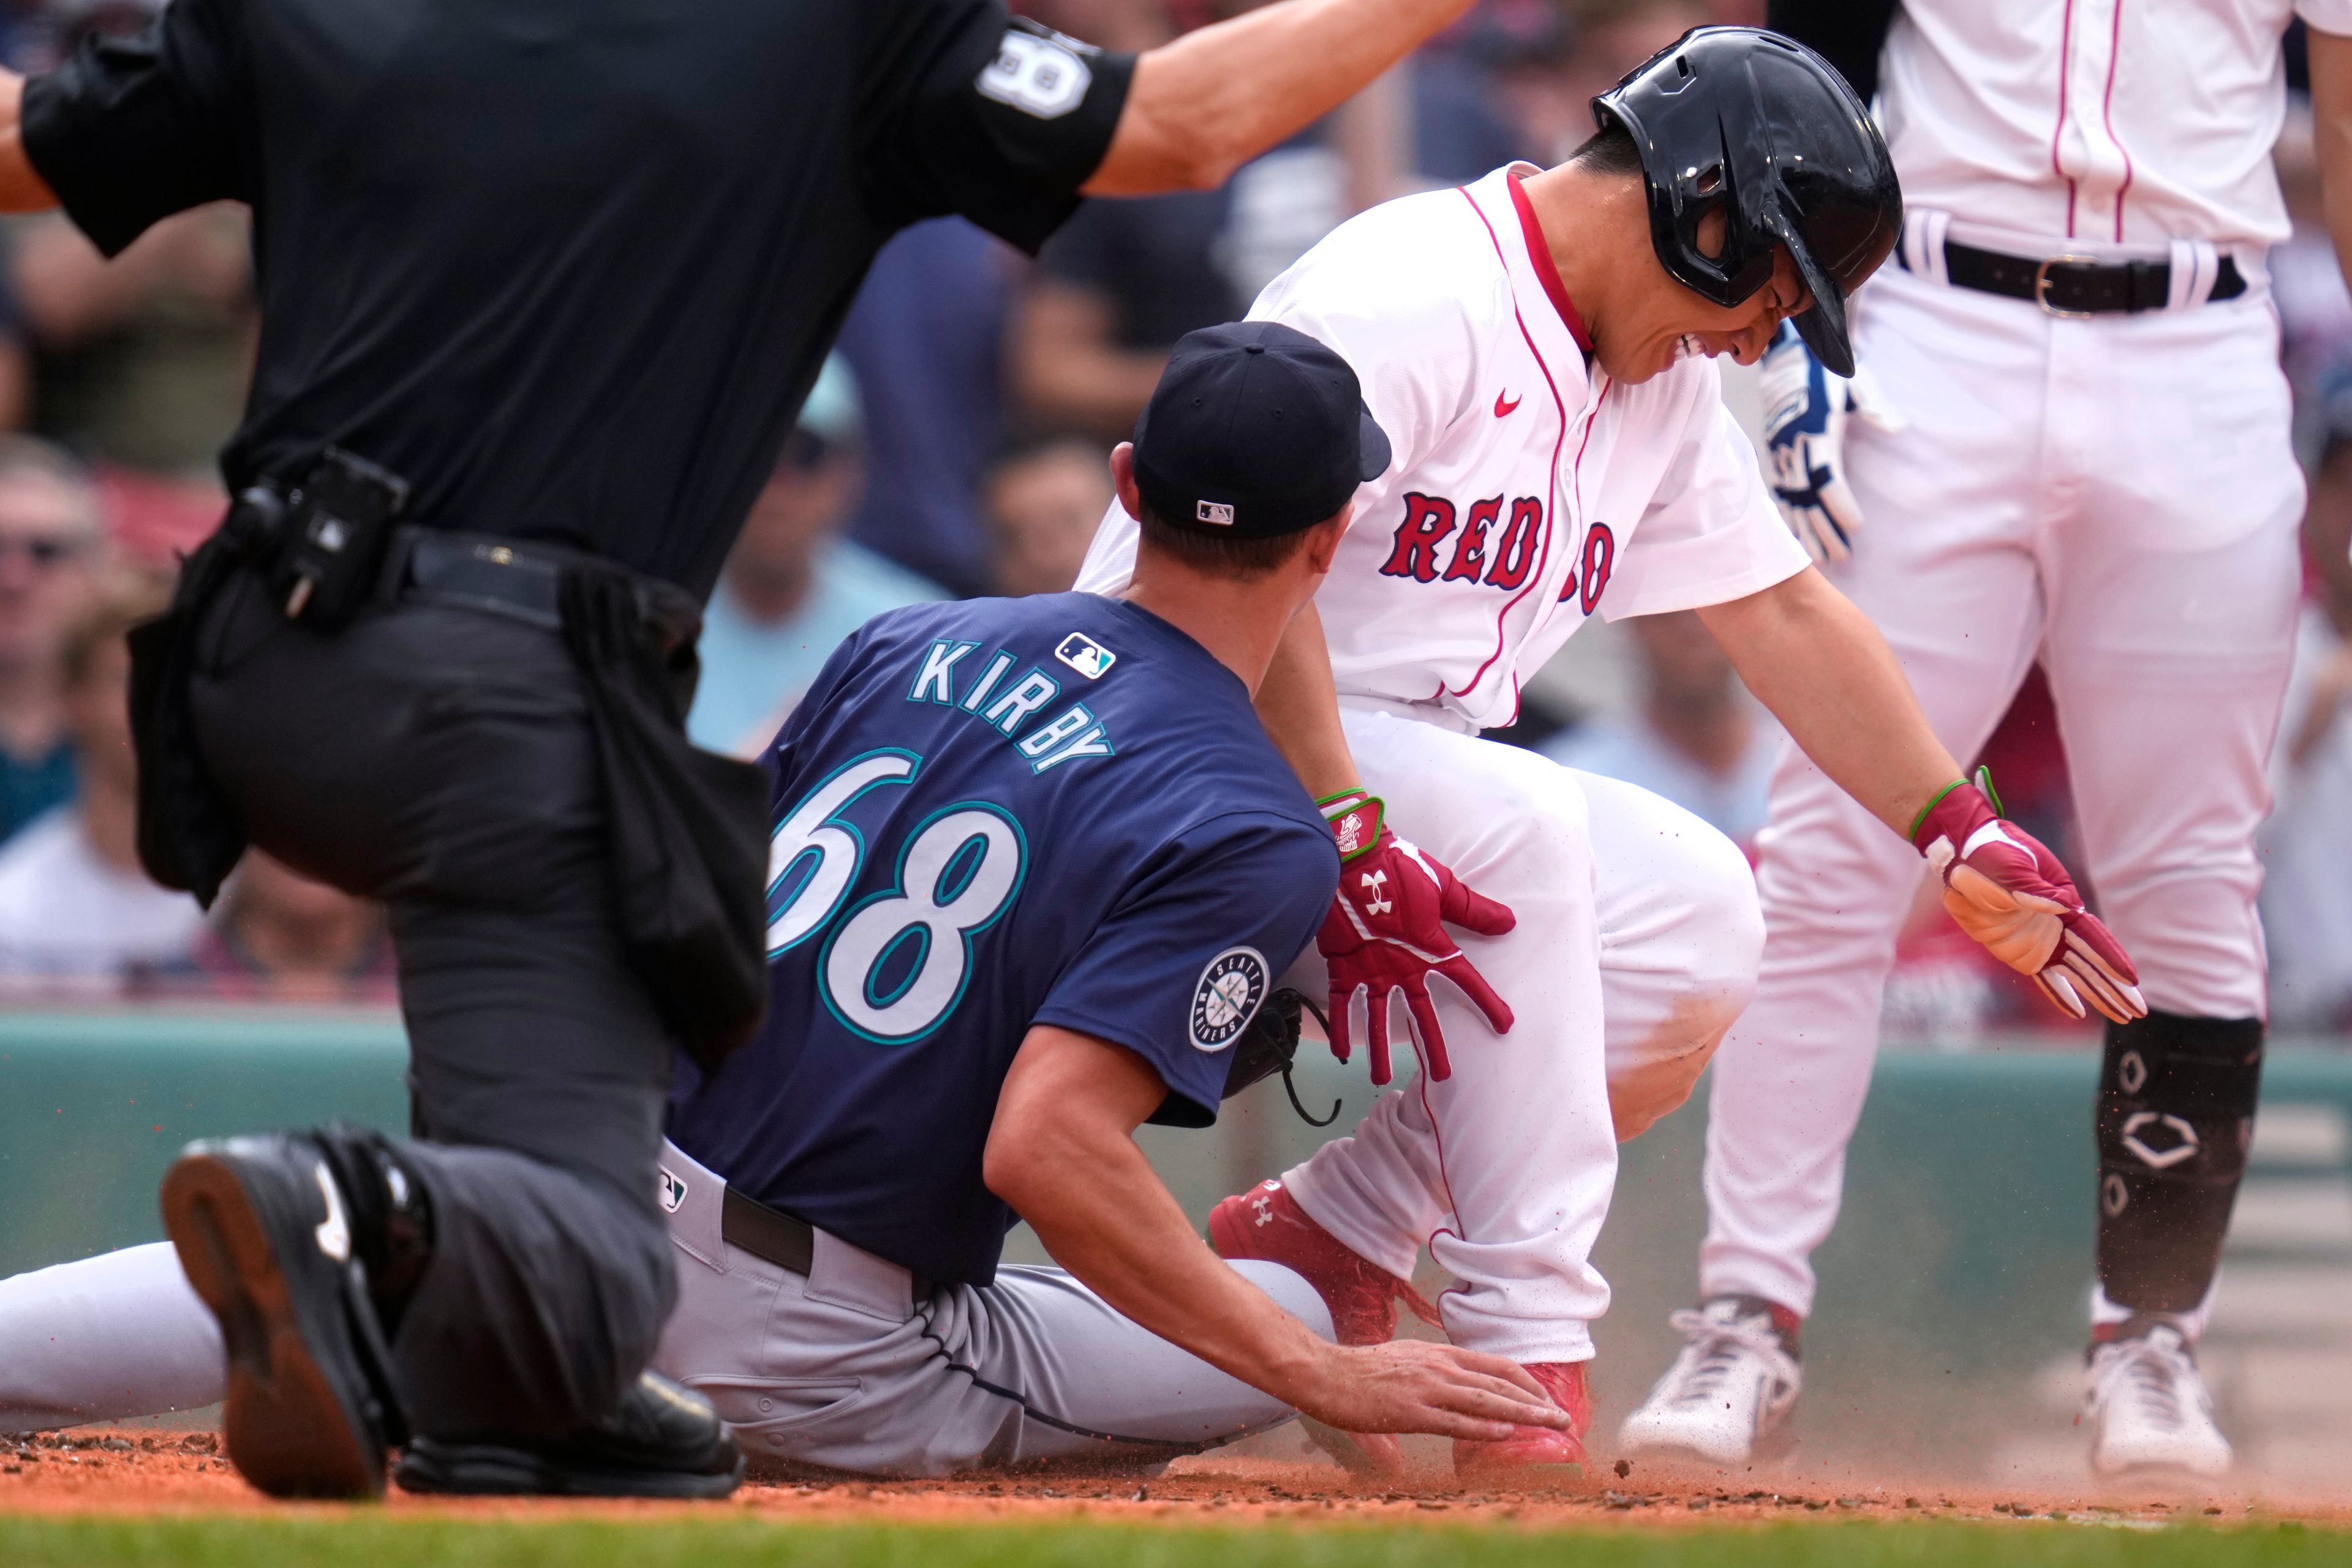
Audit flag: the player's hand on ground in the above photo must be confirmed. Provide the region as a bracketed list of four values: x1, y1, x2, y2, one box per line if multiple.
[1292, 1338, 1570, 1443]
[1759, 320, 1905, 564]
[1912, 771, 2147, 1025]
[1316, 794, 1515, 1087]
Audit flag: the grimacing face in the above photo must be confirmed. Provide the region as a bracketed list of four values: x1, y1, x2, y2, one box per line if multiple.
[1593, 207, 1814, 385]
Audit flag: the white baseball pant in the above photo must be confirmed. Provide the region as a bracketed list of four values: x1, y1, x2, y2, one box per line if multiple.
[1699, 248, 2304, 1317]
[1282, 701, 1765, 1365]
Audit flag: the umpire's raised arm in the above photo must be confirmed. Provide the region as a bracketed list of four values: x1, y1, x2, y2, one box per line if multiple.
[0, 0, 1482, 216]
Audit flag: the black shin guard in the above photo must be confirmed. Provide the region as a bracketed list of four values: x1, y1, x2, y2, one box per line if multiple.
[2095, 1012, 2263, 1313]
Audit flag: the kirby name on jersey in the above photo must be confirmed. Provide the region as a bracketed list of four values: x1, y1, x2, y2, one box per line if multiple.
[905, 637, 1117, 774]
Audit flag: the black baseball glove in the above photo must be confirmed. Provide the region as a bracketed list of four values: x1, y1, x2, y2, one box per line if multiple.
[1221, 987, 1341, 1126]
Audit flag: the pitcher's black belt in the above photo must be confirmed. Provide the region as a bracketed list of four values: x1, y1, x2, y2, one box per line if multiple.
[720, 1185, 816, 1276]
[1917, 239, 2245, 316]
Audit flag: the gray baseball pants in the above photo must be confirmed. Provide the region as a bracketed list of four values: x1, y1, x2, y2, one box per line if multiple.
[1, 1140, 1330, 1476]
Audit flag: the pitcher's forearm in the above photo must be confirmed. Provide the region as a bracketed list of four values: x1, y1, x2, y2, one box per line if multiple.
[1255, 603, 1361, 802]
[985, 1027, 1332, 1406]
[1698, 568, 1961, 837]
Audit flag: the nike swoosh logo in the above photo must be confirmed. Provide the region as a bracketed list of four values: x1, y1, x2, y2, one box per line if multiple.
[1494, 391, 1521, 418]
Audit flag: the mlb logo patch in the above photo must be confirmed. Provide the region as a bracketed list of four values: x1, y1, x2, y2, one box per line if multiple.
[658, 1167, 688, 1213]
[1196, 500, 1236, 527]
[1055, 632, 1116, 680]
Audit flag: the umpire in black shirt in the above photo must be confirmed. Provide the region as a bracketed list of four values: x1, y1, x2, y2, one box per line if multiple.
[0, 0, 1485, 1501]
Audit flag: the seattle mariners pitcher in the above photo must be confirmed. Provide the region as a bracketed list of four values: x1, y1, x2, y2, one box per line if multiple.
[0, 325, 1567, 1478]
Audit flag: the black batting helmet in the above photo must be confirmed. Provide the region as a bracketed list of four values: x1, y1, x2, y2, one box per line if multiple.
[1593, 27, 1900, 376]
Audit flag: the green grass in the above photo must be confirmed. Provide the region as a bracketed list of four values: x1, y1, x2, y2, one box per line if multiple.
[0, 1515, 2345, 1568]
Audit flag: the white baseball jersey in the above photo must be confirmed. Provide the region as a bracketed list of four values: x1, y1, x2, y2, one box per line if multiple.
[1882, 0, 2352, 246]
[1076, 164, 1809, 733]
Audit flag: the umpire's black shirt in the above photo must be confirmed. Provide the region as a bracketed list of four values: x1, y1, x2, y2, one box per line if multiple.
[20, 1, 1132, 599]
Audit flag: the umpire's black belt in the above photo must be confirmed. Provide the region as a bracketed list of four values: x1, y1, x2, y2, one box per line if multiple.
[1915, 238, 2245, 317]
[720, 1186, 817, 1276]
[395, 531, 567, 630]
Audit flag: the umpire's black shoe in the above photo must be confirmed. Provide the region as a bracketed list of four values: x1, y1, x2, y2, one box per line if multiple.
[160, 1135, 407, 1498]
[394, 1371, 744, 1499]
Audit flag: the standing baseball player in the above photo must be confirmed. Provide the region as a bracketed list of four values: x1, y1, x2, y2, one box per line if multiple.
[1619, 0, 2352, 1481]
[1077, 27, 2144, 1482]
[0, 0, 1517, 1501]
[0, 325, 1569, 1476]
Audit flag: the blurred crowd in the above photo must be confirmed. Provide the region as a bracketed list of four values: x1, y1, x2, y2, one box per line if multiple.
[4, 0, 2352, 1035]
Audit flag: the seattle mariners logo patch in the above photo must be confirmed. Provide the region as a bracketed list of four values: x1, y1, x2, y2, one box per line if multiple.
[1190, 946, 1269, 1052]
[1054, 631, 1116, 680]
[658, 1167, 688, 1214]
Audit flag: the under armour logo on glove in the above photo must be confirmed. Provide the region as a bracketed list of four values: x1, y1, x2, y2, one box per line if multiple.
[1911, 768, 2147, 1025]
[1760, 320, 1905, 564]
[1314, 791, 1516, 1086]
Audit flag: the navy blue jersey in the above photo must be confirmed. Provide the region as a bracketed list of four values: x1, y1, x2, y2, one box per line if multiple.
[667, 592, 1337, 1286]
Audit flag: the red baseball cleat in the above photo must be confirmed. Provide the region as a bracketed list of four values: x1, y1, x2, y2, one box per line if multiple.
[1453, 1360, 1591, 1483]
[1208, 1178, 1436, 1478]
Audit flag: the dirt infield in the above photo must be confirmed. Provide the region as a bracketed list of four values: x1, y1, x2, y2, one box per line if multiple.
[3, 1428, 2345, 1532]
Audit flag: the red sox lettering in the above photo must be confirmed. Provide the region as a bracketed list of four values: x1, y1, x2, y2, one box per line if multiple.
[1374, 492, 1611, 608]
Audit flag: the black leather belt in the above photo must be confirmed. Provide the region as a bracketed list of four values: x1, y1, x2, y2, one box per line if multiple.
[720, 1185, 816, 1276]
[399, 530, 564, 629]
[1917, 239, 2245, 316]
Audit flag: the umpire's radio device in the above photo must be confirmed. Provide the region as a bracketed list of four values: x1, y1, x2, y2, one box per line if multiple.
[273, 447, 411, 630]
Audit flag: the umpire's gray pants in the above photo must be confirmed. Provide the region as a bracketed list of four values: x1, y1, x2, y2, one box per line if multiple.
[654, 1142, 1331, 1476]
[2, 1141, 1332, 1476]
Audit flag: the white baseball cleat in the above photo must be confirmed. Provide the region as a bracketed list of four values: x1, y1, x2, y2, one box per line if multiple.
[2086, 1321, 2233, 1479]
[1617, 1295, 1802, 1467]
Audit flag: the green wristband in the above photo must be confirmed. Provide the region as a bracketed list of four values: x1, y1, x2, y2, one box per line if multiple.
[1907, 766, 2002, 844]
[1907, 778, 1971, 845]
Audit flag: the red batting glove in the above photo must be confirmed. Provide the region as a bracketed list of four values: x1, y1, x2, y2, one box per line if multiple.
[1912, 769, 2147, 1025]
[1317, 792, 1517, 1086]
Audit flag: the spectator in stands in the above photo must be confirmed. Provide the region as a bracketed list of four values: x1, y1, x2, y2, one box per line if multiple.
[133, 850, 394, 1006]
[2261, 396, 2352, 1028]
[1555, 0, 1713, 127]
[1453, 0, 1585, 167]
[10, 3, 249, 485]
[0, 568, 199, 989]
[1013, 2, 1518, 440]
[835, 220, 1019, 598]
[0, 435, 100, 840]
[686, 357, 945, 755]
[12, 203, 252, 480]
[986, 437, 1114, 598]
[2257, 111, 2352, 1027]
[1541, 609, 1781, 851]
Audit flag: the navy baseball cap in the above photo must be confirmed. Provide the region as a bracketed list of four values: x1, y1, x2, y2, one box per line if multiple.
[1131, 321, 1392, 538]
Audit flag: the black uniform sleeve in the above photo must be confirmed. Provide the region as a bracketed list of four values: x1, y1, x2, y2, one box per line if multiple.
[864, 1, 1135, 255]
[20, 0, 253, 258]
[1033, 810, 1337, 1129]
[1766, 0, 1900, 106]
